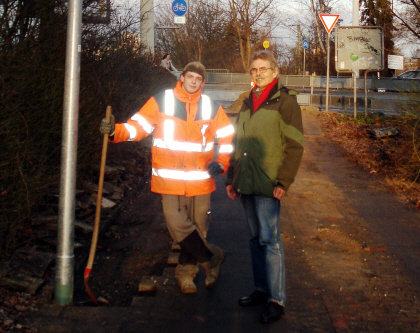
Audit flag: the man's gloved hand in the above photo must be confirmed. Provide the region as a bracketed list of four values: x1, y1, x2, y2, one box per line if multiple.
[100, 114, 115, 136]
[206, 162, 224, 177]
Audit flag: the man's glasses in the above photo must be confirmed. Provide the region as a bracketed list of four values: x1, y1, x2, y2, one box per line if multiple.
[250, 67, 273, 74]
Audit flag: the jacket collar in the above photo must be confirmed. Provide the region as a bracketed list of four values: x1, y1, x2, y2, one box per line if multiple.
[244, 77, 283, 109]
[173, 80, 203, 103]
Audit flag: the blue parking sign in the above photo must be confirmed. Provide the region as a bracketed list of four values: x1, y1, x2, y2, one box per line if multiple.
[172, 0, 188, 16]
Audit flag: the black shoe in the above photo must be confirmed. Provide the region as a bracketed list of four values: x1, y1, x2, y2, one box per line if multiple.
[260, 302, 284, 324]
[238, 290, 268, 306]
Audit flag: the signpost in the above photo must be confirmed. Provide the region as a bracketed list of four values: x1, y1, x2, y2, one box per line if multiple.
[56, 0, 83, 306]
[302, 39, 309, 76]
[319, 14, 340, 113]
[172, 0, 187, 24]
[335, 26, 384, 117]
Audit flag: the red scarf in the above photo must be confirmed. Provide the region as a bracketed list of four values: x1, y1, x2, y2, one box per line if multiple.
[252, 79, 278, 112]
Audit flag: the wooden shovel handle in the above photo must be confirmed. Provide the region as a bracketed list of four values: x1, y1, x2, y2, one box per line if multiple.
[86, 106, 112, 272]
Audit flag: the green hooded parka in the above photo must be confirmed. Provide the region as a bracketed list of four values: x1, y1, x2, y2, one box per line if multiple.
[226, 79, 304, 198]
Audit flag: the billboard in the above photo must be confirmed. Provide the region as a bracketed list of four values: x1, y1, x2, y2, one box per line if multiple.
[335, 26, 384, 72]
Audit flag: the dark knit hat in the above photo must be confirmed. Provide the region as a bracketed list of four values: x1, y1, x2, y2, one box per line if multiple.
[182, 61, 206, 79]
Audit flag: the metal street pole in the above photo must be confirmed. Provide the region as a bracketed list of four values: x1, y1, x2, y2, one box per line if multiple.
[297, 25, 302, 74]
[303, 48, 306, 76]
[353, 0, 359, 118]
[353, 0, 359, 78]
[326, 32, 330, 113]
[141, 0, 155, 54]
[353, 70, 357, 119]
[353, 0, 359, 28]
[55, 0, 83, 305]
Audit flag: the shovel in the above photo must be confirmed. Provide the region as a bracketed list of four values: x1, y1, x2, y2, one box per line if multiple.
[84, 106, 112, 304]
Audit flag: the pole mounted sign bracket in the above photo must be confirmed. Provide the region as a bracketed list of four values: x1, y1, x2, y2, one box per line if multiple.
[319, 14, 340, 33]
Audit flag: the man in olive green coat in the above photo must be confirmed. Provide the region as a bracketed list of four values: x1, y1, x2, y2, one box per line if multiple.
[225, 50, 304, 324]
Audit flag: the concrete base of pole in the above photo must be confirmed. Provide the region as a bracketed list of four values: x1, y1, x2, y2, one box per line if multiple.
[55, 284, 74, 305]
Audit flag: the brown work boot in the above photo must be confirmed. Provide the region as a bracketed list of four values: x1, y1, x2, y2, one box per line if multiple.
[177, 275, 197, 294]
[175, 264, 198, 294]
[202, 246, 225, 289]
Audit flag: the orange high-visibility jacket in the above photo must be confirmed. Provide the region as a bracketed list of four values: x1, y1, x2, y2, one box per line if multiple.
[112, 81, 234, 197]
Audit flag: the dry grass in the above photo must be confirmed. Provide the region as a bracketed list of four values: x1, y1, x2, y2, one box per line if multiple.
[318, 112, 420, 209]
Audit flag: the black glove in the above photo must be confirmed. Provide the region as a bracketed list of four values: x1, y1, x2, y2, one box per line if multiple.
[100, 114, 115, 136]
[206, 162, 223, 177]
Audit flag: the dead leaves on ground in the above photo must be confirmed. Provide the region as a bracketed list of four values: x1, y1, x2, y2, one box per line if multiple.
[318, 112, 420, 209]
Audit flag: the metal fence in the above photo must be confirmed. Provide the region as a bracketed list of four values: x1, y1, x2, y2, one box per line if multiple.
[206, 69, 229, 74]
[206, 73, 250, 84]
[370, 78, 420, 93]
[205, 73, 420, 92]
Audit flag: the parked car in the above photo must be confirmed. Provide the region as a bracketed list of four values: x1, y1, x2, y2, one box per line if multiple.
[392, 70, 420, 79]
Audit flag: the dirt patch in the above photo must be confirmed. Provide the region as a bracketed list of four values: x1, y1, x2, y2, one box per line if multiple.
[0, 138, 172, 332]
[72, 140, 173, 307]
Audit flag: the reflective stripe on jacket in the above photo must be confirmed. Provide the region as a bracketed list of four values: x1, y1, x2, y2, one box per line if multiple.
[112, 81, 234, 196]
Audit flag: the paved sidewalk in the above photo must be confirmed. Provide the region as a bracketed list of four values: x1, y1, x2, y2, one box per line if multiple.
[26, 110, 420, 333]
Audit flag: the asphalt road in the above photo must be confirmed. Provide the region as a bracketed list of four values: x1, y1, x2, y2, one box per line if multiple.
[24, 109, 420, 333]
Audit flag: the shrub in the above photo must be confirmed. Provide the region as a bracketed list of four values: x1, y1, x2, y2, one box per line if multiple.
[0, 21, 176, 257]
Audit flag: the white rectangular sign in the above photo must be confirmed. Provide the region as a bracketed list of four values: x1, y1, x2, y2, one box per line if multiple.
[388, 55, 404, 70]
[174, 16, 186, 24]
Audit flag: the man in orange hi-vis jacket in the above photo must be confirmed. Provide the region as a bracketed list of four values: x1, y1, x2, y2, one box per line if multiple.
[100, 62, 234, 294]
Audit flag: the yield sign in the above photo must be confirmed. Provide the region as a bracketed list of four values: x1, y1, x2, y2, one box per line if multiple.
[319, 14, 340, 33]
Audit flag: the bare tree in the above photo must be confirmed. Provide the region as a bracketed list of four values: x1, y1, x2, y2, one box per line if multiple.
[308, 0, 328, 54]
[228, 0, 280, 71]
[289, 0, 343, 75]
[393, 0, 420, 41]
[360, 0, 395, 76]
[156, 0, 241, 70]
[155, 0, 283, 71]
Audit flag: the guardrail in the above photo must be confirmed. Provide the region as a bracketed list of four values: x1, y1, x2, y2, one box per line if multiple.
[370, 78, 420, 93]
[206, 73, 250, 84]
[205, 73, 420, 92]
[206, 69, 229, 74]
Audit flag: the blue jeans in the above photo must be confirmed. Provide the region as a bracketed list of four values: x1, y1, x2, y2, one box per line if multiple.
[241, 194, 286, 306]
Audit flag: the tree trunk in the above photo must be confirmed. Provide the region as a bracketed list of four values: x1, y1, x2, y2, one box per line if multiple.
[310, 0, 326, 54]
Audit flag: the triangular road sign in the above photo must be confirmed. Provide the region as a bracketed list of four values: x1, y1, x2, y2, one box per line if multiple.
[319, 14, 340, 33]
